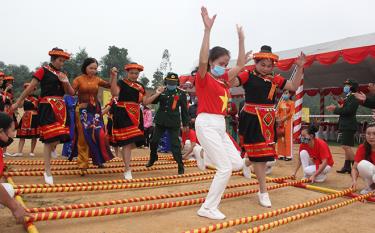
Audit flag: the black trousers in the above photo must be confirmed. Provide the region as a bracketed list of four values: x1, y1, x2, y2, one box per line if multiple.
[149, 124, 183, 165]
[144, 126, 154, 147]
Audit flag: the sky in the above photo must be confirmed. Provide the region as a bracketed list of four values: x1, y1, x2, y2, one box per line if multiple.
[1, 0, 375, 79]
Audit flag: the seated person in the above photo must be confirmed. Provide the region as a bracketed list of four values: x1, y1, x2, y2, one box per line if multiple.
[292, 125, 334, 182]
[351, 122, 375, 194]
[0, 112, 30, 223]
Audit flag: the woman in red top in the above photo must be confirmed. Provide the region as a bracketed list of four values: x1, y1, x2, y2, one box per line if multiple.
[293, 125, 334, 183]
[194, 7, 249, 220]
[351, 122, 375, 194]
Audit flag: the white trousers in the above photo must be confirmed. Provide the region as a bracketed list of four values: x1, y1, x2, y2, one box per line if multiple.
[0, 183, 15, 208]
[196, 113, 243, 210]
[300, 150, 331, 182]
[357, 160, 375, 187]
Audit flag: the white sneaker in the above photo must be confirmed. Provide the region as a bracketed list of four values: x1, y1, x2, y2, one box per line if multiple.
[360, 187, 375, 195]
[10, 153, 23, 157]
[196, 153, 206, 171]
[197, 206, 226, 220]
[242, 158, 252, 179]
[43, 172, 54, 185]
[51, 151, 58, 158]
[124, 170, 133, 180]
[257, 192, 272, 208]
[0, 183, 15, 209]
[3, 152, 11, 157]
[29, 153, 35, 157]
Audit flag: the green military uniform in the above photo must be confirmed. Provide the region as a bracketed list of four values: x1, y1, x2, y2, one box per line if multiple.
[334, 79, 359, 174]
[146, 72, 189, 174]
[334, 91, 359, 146]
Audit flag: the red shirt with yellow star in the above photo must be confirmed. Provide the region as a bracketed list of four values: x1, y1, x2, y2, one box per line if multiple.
[196, 72, 230, 115]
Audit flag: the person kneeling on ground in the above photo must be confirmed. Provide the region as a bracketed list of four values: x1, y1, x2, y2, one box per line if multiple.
[351, 122, 375, 195]
[292, 125, 334, 183]
[0, 112, 31, 223]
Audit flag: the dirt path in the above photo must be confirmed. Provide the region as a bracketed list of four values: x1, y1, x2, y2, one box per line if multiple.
[1, 140, 374, 233]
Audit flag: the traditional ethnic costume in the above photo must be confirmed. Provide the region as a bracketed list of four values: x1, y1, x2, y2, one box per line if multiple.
[276, 96, 295, 160]
[105, 97, 117, 147]
[16, 84, 39, 139]
[62, 95, 77, 158]
[112, 63, 145, 147]
[238, 47, 287, 163]
[70, 74, 113, 169]
[33, 50, 71, 144]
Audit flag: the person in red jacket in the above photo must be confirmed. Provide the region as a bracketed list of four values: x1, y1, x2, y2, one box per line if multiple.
[293, 125, 334, 182]
[351, 122, 375, 194]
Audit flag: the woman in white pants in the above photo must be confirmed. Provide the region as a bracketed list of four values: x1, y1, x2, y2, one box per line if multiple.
[351, 123, 375, 194]
[293, 126, 334, 183]
[194, 7, 248, 220]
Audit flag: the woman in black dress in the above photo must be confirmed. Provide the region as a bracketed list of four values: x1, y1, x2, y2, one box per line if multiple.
[232, 46, 306, 207]
[110, 63, 163, 180]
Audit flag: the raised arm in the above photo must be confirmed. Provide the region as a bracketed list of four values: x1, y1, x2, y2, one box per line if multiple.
[228, 25, 246, 82]
[110, 67, 120, 96]
[143, 86, 165, 105]
[284, 52, 306, 91]
[11, 78, 39, 111]
[198, 7, 216, 79]
[58, 73, 75, 95]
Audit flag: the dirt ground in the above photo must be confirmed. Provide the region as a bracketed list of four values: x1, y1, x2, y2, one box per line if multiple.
[1, 139, 374, 233]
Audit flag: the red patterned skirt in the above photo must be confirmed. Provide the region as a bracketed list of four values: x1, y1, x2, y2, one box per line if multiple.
[17, 110, 39, 138]
[239, 103, 277, 162]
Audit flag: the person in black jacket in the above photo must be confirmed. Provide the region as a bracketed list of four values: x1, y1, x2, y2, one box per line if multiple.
[326, 79, 359, 174]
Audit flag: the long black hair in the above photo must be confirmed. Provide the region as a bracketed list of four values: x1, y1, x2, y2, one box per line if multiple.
[364, 122, 375, 163]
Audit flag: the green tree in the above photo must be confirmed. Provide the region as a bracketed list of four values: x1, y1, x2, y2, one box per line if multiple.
[0, 63, 32, 96]
[151, 70, 164, 89]
[139, 74, 150, 87]
[63, 48, 89, 80]
[100, 46, 131, 78]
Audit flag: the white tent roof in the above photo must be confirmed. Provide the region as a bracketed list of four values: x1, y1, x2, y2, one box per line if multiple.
[229, 32, 375, 95]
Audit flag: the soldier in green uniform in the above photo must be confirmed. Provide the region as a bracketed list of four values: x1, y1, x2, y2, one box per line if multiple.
[146, 72, 189, 174]
[327, 79, 359, 174]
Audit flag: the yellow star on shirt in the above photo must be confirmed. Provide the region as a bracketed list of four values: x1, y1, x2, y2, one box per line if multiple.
[219, 91, 229, 112]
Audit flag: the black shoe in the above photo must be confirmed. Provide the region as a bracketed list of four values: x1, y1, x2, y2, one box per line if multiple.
[178, 164, 184, 174]
[336, 160, 352, 174]
[146, 160, 156, 168]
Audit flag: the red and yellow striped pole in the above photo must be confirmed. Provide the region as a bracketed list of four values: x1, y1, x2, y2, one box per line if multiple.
[25, 179, 307, 222]
[8, 160, 196, 172]
[5, 164, 198, 177]
[16, 175, 292, 194]
[237, 191, 375, 233]
[14, 170, 219, 189]
[4, 155, 173, 165]
[183, 187, 352, 233]
[6, 177, 39, 233]
[27, 178, 261, 213]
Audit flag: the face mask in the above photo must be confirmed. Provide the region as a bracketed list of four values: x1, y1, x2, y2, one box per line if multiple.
[0, 137, 13, 147]
[300, 137, 311, 144]
[343, 85, 351, 94]
[282, 95, 289, 100]
[211, 65, 226, 77]
[166, 84, 177, 91]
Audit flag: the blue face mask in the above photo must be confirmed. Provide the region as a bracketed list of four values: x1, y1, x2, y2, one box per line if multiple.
[343, 85, 351, 94]
[282, 95, 290, 100]
[211, 65, 226, 77]
[166, 84, 177, 91]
